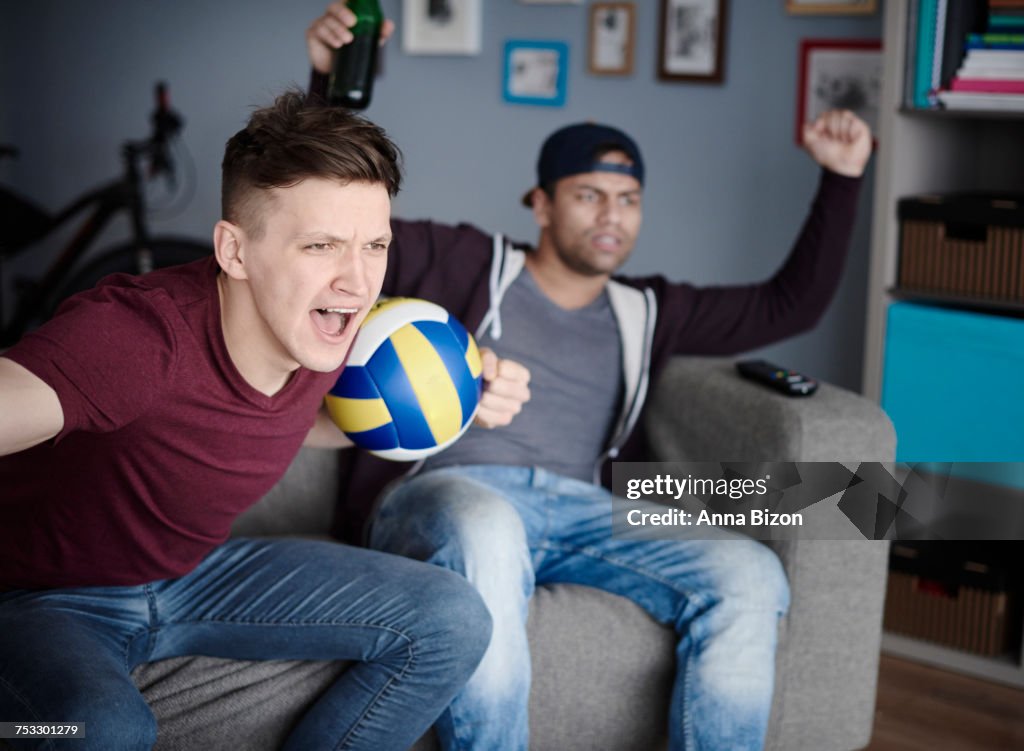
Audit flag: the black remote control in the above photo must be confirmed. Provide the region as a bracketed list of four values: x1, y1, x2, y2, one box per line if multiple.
[735, 360, 818, 397]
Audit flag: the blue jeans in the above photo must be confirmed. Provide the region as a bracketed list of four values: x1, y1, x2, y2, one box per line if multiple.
[0, 537, 492, 751]
[370, 466, 790, 751]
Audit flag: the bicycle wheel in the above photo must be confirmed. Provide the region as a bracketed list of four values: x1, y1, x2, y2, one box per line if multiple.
[44, 237, 212, 318]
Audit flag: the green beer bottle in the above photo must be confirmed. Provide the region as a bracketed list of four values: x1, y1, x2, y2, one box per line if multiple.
[327, 0, 383, 109]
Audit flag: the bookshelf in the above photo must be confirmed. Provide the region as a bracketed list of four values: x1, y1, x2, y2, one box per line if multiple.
[863, 0, 1024, 688]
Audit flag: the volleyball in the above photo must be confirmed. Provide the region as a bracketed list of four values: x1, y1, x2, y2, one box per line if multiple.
[325, 298, 483, 461]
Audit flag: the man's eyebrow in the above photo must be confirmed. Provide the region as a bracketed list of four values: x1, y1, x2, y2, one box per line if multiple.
[574, 183, 643, 196]
[292, 232, 392, 244]
[293, 232, 350, 243]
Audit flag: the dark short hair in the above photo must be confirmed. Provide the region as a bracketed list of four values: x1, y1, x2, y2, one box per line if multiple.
[222, 90, 402, 237]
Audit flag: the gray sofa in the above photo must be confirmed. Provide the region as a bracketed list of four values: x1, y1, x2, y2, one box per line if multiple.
[130, 357, 894, 751]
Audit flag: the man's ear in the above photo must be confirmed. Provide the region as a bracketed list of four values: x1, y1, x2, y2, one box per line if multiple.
[213, 220, 248, 281]
[530, 188, 552, 229]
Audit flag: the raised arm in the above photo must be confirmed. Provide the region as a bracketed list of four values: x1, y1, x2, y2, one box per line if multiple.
[0, 357, 64, 456]
[650, 110, 874, 356]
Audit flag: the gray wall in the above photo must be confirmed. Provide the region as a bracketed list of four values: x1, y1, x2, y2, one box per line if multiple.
[0, 0, 882, 391]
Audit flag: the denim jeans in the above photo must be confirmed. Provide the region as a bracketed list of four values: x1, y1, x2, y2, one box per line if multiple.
[0, 537, 492, 751]
[370, 465, 791, 751]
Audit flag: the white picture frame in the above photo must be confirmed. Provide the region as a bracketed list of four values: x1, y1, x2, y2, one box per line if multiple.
[402, 0, 482, 55]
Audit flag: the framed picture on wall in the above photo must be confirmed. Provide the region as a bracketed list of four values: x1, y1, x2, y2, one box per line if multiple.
[519, 1, 583, 5]
[402, 0, 482, 55]
[589, 3, 635, 75]
[796, 39, 882, 144]
[658, 0, 728, 83]
[785, 0, 876, 15]
[503, 40, 570, 107]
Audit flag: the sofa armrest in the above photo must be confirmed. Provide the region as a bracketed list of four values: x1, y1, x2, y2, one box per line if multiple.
[763, 538, 889, 750]
[644, 357, 894, 750]
[644, 357, 895, 463]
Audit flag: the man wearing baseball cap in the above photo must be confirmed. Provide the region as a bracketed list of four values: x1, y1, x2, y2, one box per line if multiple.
[308, 5, 873, 750]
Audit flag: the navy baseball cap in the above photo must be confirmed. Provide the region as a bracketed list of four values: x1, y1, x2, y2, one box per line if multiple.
[521, 122, 645, 207]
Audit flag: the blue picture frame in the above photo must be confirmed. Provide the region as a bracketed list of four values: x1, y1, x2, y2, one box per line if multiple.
[503, 40, 569, 107]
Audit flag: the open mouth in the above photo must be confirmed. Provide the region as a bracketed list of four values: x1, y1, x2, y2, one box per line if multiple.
[592, 233, 622, 251]
[311, 307, 358, 338]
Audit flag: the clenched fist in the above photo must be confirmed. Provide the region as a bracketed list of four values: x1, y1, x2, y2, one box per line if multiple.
[801, 109, 873, 178]
[473, 349, 531, 429]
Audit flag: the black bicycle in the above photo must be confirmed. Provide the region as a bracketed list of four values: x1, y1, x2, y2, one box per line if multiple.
[0, 82, 212, 347]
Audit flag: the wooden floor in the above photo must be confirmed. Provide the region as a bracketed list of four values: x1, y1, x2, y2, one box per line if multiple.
[864, 654, 1024, 750]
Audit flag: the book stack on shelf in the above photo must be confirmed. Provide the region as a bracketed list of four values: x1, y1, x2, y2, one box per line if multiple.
[904, 0, 1024, 112]
[939, 0, 1024, 111]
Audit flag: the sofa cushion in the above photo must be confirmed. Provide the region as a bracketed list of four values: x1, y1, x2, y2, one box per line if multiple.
[135, 583, 674, 751]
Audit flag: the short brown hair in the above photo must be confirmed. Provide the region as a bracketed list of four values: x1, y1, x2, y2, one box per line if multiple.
[222, 90, 402, 237]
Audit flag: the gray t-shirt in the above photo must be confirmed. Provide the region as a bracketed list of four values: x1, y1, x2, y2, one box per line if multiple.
[423, 269, 623, 481]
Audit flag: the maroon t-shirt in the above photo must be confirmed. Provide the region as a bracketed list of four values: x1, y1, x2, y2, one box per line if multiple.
[0, 257, 340, 589]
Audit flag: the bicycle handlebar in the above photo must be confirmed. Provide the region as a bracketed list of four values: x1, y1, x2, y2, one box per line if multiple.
[147, 81, 184, 180]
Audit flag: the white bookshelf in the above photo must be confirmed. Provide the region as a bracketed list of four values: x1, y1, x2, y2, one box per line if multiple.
[865, 0, 1024, 686]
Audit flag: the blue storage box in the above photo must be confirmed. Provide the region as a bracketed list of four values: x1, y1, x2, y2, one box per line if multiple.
[881, 301, 1024, 488]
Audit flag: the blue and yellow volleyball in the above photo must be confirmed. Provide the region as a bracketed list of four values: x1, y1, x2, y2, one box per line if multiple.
[325, 298, 483, 461]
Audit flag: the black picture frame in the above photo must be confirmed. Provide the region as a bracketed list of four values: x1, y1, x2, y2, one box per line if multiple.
[658, 0, 728, 84]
